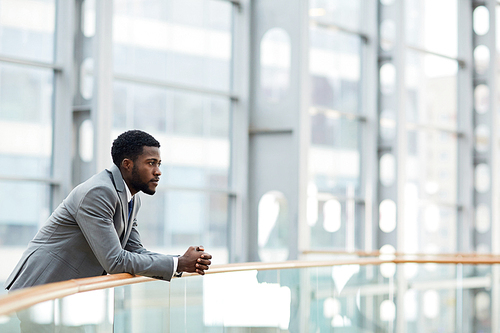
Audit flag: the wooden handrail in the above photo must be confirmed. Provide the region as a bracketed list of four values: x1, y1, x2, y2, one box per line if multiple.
[302, 249, 500, 257]
[2, 255, 500, 317]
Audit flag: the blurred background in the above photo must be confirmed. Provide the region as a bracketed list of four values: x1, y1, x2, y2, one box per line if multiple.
[0, 0, 496, 311]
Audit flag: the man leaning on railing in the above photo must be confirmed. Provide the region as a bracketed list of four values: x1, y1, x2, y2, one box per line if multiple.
[4, 130, 212, 331]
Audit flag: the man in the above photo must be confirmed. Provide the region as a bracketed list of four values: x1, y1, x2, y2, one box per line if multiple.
[5, 130, 211, 291]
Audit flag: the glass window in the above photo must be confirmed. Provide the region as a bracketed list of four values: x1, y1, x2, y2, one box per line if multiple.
[112, 82, 231, 190]
[0, 63, 53, 179]
[405, 0, 457, 58]
[309, 114, 361, 196]
[136, 189, 229, 263]
[0, 0, 56, 62]
[309, 0, 361, 31]
[0, 181, 51, 245]
[406, 130, 457, 204]
[406, 51, 458, 129]
[310, 27, 361, 113]
[113, 0, 232, 91]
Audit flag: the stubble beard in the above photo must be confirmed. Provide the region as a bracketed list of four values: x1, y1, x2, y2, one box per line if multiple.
[130, 165, 156, 195]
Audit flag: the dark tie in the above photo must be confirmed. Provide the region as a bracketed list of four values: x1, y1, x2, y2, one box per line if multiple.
[128, 198, 133, 220]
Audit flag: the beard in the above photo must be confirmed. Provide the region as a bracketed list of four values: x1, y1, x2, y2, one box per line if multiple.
[130, 165, 156, 195]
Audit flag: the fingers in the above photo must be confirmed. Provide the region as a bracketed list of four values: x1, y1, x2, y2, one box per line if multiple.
[196, 258, 212, 266]
[200, 254, 212, 260]
[196, 245, 205, 252]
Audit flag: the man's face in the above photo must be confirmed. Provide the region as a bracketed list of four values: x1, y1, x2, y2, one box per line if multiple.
[129, 146, 162, 195]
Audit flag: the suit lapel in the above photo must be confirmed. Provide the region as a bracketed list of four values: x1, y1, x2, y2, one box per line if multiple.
[108, 165, 129, 245]
[121, 197, 138, 247]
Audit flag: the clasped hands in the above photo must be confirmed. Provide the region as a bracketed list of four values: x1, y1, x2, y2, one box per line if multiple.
[177, 245, 212, 275]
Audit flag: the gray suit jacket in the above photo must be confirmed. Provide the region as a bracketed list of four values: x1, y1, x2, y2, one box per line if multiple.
[5, 164, 175, 291]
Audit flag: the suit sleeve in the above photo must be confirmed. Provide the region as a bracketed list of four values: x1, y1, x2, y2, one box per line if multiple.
[75, 186, 174, 281]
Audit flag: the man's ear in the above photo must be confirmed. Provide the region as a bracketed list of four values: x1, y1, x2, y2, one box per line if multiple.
[121, 158, 133, 172]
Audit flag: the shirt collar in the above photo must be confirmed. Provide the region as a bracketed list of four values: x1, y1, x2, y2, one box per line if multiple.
[122, 179, 133, 203]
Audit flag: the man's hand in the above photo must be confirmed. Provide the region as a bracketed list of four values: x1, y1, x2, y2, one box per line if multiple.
[177, 245, 212, 275]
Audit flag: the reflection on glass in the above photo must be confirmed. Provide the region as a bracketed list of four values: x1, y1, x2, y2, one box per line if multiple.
[475, 204, 490, 233]
[260, 28, 291, 103]
[0, 0, 55, 62]
[113, 0, 232, 91]
[80, 57, 94, 100]
[323, 199, 341, 232]
[475, 125, 490, 152]
[474, 45, 490, 74]
[380, 19, 396, 51]
[379, 199, 396, 233]
[82, 0, 96, 37]
[380, 299, 396, 322]
[79, 119, 94, 162]
[406, 130, 457, 203]
[405, 200, 457, 261]
[203, 270, 291, 329]
[474, 84, 489, 114]
[380, 153, 395, 187]
[309, 114, 360, 195]
[475, 163, 490, 193]
[380, 63, 396, 95]
[308, 0, 361, 31]
[379, 244, 396, 278]
[423, 290, 440, 318]
[310, 27, 361, 112]
[473, 6, 490, 36]
[475, 291, 491, 321]
[258, 191, 289, 262]
[405, 0, 457, 57]
[380, 109, 396, 141]
[406, 51, 457, 128]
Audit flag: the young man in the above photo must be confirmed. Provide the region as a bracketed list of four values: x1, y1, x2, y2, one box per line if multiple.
[5, 130, 211, 291]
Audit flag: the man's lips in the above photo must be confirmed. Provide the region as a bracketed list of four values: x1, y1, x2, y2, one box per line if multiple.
[150, 179, 160, 186]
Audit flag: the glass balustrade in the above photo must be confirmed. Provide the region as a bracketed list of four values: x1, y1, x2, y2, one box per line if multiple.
[0, 261, 494, 332]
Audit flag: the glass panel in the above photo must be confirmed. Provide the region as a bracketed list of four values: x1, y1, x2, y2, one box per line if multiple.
[0, 0, 55, 62]
[2, 290, 114, 333]
[133, 189, 228, 263]
[0, 264, 497, 333]
[310, 26, 361, 113]
[308, 200, 364, 250]
[115, 282, 171, 332]
[260, 28, 291, 103]
[406, 51, 458, 129]
[405, 0, 457, 58]
[113, 82, 231, 190]
[404, 202, 458, 257]
[0, 63, 53, 178]
[406, 130, 457, 204]
[113, 0, 232, 91]
[309, 115, 361, 196]
[309, 0, 361, 31]
[258, 191, 289, 262]
[0, 180, 50, 244]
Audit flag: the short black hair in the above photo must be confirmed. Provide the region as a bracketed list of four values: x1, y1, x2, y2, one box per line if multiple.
[111, 130, 160, 167]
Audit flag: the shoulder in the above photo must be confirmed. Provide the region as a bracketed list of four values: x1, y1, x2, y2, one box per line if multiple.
[71, 171, 119, 204]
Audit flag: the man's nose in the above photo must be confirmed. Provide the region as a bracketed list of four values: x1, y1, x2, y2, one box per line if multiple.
[154, 166, 162, 176]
